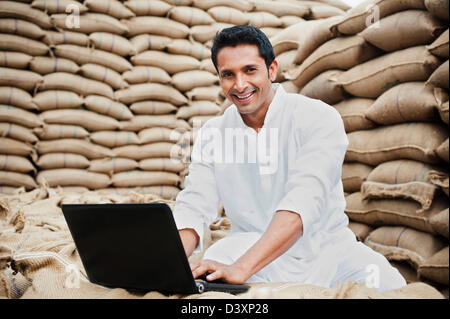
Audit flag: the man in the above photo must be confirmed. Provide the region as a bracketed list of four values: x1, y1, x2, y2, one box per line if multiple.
[172, 25, 406, 291]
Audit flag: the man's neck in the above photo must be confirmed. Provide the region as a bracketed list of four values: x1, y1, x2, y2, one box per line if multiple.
[240, 86, 277, 132]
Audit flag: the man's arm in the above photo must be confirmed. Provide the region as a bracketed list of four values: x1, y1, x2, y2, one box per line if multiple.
[179, 228, 200, 257]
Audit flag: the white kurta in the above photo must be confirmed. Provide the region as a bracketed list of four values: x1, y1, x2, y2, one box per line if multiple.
[173, 84, 406, 291]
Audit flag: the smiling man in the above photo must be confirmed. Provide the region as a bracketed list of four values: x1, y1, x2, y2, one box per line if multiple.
[172, 26, 406, 291]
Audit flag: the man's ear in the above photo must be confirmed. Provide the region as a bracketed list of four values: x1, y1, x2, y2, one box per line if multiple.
[268, 60, 279, 82]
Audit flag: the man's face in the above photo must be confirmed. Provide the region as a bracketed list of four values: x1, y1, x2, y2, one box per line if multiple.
[216, 44, 278, 115]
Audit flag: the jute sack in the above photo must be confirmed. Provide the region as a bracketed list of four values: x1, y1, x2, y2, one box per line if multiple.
[32, 90, 83, 111]
[171, 70, 218, 92]
[360, 10, 446, 52]
[0, 1, 52, 29]
[190, 24, 222, 43]
[342, 162, 373, 193]
[333, 98, 376, 133]
[425, 0, 449, 20]
[189, 115, 215, 127]
[300, 70, 346, 105]
[123, 66, 171, 85]
[345, 123, 449, 165]
[0, 67, 43, 91]
[37, 169, 111, 189]
[88, 32, 136, 57]
[0, 86, 37, 110]
[0, 51, 32, 69]
[361, 159, 447, 211]
[166, 39, 211, 60]
[207, 6, 249, 25]
[131, 50, 200, 75]
[120, 115, 178, 131]
[0, 18, 46, 39]
[280, 81, 300, 94]
[168, 6, 214, 26]
[176, 101, 221, 119]
[0, 105, 43, 128]
[33, 124, 89, 140]
[81, 63, 128, 90]
[31, 0, 88, 14]
[364, 82, 445, 125]
[130, 101, 177, 115]
[39, 72, 114, 99]
[310, 0, 351, 11]
[429, 208, 449, 238]
[88, 157, 139, 174]
[139, 158, 185, 173]
[428, 170, 449, 196]
[285, 36, 380, 88]
[426, 60, 449, 90]
[130, 34, 171, 54]
[193, 0, 254, 12]
[0, 171, 37, 190]
[43, 30, 89, 47]
[124, 0, 172, 16]
[0, 154, 35, 173]
[435, 138, 449, 162]
[84, 0, 135, 19]
[390, 261, 420, 284]
[115, 83, 188, 106]
[39, 109, 120, 131]
[122, 17, 189, 38]
[30, 57, 80, 75]
[51, 13, 128, 35]
[138, 127, 182, 144]
[54, 44, 132, 73]
[436, 100, 449, 124]
[36, 139, 114, 159]
[36, 153, 90, 169]
[250, 0, 309, 17]
[112, 171, 180, 187]
[260, 27, 283, 39]
[418, 247, 449, 285]
[280, 15, 305, 28]
[90, 131, 140, 148]
[200, 57, 217, 74]
[0, 186, 24, 195]
[186, 86, 223, 103]
[348, 221, 373, 242]
[337, 46, 441, 98]
[364, 226, 446, 269]
[0, 123, 38, 143]
[93, 185, 180, 199]
[247, 12, 283, 28]
[113, 142, 182, 160]
[309, 4, 346, 19]
[427, 29, 449, 58]
[275, 50, 296, 82]
[84, 95, 133, 121]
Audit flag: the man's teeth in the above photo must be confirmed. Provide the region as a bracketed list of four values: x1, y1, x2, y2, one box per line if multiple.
[237, 92, 254, 99]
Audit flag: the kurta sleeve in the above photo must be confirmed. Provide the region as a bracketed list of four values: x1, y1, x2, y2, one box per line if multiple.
[172, 124, 221, 253]
[275, 102, 348, 237]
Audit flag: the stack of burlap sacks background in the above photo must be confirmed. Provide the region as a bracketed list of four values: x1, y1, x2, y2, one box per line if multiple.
[0, 0, 449, 299]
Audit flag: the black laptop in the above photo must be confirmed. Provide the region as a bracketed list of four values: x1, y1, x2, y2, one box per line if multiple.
[61, 203, 249, 295]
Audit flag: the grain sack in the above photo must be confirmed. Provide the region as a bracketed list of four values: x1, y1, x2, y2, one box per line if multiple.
[130, 34, 171, 54]
[36, 139, 114, 159]
[186, 86, 223, 102]
[119, 115, 178, 131]
[84, 0, 135, 19]
[364, 82, 445, 125]
[54, 45, 132, 74]
[0, 105, 43, 128]
[437, 100, 449, 125]
[390, 261, 420, 284]
[122, 17, 190, 38]
[427, 60, 449, 90]
[84, 95, 133, 121]
[0, 123, 38, 143]
[285, 36, 380, 88]
[0, 67, 43, 91]
[112, 142, 182, 160]
[171, 70, 218, 92]
[51, 13, 128, 35]
[0, 154, 35, 173]
[0, 1, 52, 29]
[166, 39, 211, 60]
[0, 171, 37, 190]
[168, 6, 214, 26]
[427, 29, 449, 58]
[0, 186, 23, 195]
[260, 27, 282, 39]
[130, 101, 177, 115]
[124, 0, 172, 16]
[428, 170, 449, 196]
[0, 18, 45, 39]
[33, 124, 89, 140]
[138, 127, 182, 144]
[364, 226, 446, 269]
[176, 101, 221, 119]
[275, 50, 296, 82]
[429, 208, 449, 238]
[0, 86, 37, 110]
[131, 50, 200, 75]
[435, 138, 449, 162]
[207, 6, 249, 25]
[348, 221, 373, 242]
[40, 109, 120, 132]
[33, 90, 83, 111]
[280, 16, 305, 28]
[309, 4, 346, 19]
[139, 158, 185, 173]
[193, 0, 253, 11]
[342, 162, 373, 193]
[200, 57, 217, 74]
[80, 64, 128, 90]
[88, 32, 136, 57]
[115, 83, 188, 106]
[43, 30, 89, 47]
[88, 158, 138, 174]
[90, 131, 140, 148]
[190, 24, 222, 43]
[300, 70, 346, 105]
[280, 81, 300, 94]
[30, 57, 80, 75]
[31, 0, 88, 14]
[37, 169, 111, 189]
[345, 123, 449, 165]
[123, 66, 171, 85]
[36, 153, 90, 169]
[333, 98, 376, 133]
[251, 0, 308, 17]
[418, 247, 449, 285]
[112, 171, 180, 187]
[39, 73, 114, 99]
[0, 51, 32, 69]
[425, 0, 449, 20]
[0, 138, 34, 158]
[247, 12, 282, 28]
[189, 115, 215, 127]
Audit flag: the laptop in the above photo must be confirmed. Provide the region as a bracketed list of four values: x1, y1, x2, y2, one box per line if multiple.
[61, 202, 249, 295]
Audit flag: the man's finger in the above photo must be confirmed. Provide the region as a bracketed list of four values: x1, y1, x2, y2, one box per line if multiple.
[207, 270, 224, 282]
[189, 261, 200, 271]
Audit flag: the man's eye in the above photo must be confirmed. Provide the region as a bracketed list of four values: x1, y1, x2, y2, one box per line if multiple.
[246, 68, 256, 72]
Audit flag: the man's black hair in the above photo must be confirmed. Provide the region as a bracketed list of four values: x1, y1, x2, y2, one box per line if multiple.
[211, 25, 275, 73]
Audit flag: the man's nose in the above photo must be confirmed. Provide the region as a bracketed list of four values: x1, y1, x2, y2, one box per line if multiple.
[234, 73, 247, 92]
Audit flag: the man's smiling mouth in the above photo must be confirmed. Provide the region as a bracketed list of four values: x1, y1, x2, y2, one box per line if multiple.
[233, 90, 256, 103]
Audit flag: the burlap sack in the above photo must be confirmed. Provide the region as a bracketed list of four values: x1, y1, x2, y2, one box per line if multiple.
[429, 208, 449, 238]
[0, 18, 45, 39]
[0, 171, 37, 190]
[435, 138, 449, 162]
[190, 24, 222, 43]
[138, 127, 182, 144]
[0, 1, 52, 29]
[36, 153, 90, 170]
[186, 86, 223, 103]
[0, 86, 37, 110]
[139, 158, 185, 173]
[80, 64, 128, 90]
[193, 0, 253, 11]
[90, 131, 140, 148]
[122, 66, 171, 85]
[300, 70, 346, 105]
[171, 70, 218, 92]
[437, 100, 449, 125]
[112, 142, 182, 160]
[333, 98, 376, 133]
[285, 36, 380, 88]
[31, 0, 88, 14]
[427, 29, 449, 58]
[37, 169, 111, 189]
[348, 221, 373, 242]
[30, 56, 80, 75]
[0, 51, 32, 69]
[115, 83, 188, 106]
[94, 185, 181, 200]
[251, 0, 309, 17]
[131, 50, 201, 75]
[0, 67, 43, 92]
[112, 171, 180, 187]
[124, 0, 172, 16]
[0, 105, 43, 128]
[0, 123, 38, 144]
[360, 10, 446, 52]
[88, 158, 139, 174]
[247, 11, 282, 28]
[280, 81, 300, 94]
[33, 90, 83, 111]
[390, 261, 419, 284]
[130, 34, 171, 54]
[84, 0, 135, 19]
[188, 115, 216, 128]
[51, 13, 128, 35]
[365, 82, 445, 125]
[39, 109, 120, 132]
[425, 0, 449, 20]
[427, 60, 449, 90]
[0, 186, 25, 194]
[275, 50, 296, 82]
[36, 139, 114, 160]
[207, 6, 248, 24]
[88, 32, 135, 57]
[418, 246, 449, 285]
[428, 170, 449, 196]
[168, 6, 214, 26]
[200, 57, 217, 74]
[0, 154, 35, 173]
[84, 95, 133, 121]
[121, 115, 187, 132]
[280, 15, 305, 27]
[33, 124, 89, 140]
[337, 46, 441, 98]
[166, 39, 211, 60]
[43, 30, 89, 47]
[130, 101, 177, 115]
[122, 16, 189, 38]
[341, 162, 373, 193]
[176, 101, 221, 119]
